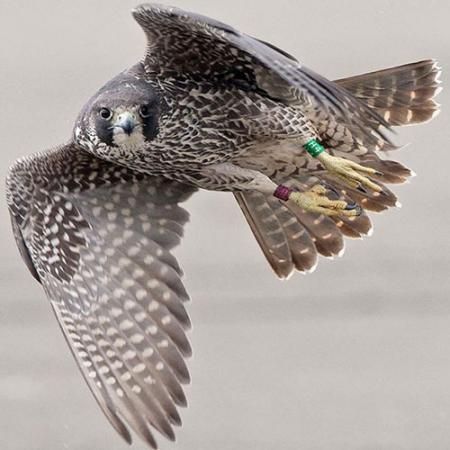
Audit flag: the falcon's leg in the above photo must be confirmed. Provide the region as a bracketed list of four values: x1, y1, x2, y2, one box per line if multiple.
[196, 163, 360, 217]
[244, 104, 381, 193]
[301, 139, 383, 193]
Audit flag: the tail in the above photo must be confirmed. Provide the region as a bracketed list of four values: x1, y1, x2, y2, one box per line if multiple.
[236, 60, 441, 278]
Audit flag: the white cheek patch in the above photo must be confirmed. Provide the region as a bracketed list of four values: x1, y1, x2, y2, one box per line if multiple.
[112, 129, 146, 150]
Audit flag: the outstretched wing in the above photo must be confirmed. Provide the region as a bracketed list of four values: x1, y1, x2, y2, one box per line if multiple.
[6, 143, 197, 448]
[335, 59, 441, 127]
[132, 3, 391, 146]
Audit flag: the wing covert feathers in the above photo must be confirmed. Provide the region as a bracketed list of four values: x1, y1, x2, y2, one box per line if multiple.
[131, 6, 440, 278]
[132, 3, 393, 145]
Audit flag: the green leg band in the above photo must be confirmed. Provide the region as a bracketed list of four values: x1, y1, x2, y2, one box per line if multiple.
[303, 139, 325, 158]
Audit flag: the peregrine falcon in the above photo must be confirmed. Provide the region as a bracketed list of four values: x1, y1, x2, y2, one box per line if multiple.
[5, 3, 441, 448]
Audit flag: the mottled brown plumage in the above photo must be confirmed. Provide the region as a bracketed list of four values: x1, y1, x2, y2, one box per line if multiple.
[6, 3, 441, 448]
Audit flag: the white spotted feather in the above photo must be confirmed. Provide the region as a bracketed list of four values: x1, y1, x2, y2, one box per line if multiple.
[6, 142, 196, 448]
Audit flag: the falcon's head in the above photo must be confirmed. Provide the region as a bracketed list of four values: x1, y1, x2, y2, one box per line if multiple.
[74, 70, 161, 158]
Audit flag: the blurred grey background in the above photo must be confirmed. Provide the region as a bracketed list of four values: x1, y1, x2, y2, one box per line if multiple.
[0, 1, 449, 449]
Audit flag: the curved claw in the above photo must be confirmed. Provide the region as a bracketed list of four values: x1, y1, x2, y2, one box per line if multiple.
[317, 153, 383, 193]
[321, 182, 341, 200]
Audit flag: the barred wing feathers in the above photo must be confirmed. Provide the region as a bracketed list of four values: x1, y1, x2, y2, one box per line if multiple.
[335, 59, 441, 127]
[6, 143, 196, 448]
[132, 3, 392, 145]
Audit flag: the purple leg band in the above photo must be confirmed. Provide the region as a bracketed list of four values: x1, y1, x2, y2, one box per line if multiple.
[273, 184, 292, 201]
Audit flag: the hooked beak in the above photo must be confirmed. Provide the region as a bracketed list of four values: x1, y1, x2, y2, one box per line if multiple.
[115, 112, 137, 136]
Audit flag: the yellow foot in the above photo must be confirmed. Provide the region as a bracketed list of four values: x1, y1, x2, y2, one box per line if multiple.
[289, 184, 361, 217]
[317, 152, 383, 193]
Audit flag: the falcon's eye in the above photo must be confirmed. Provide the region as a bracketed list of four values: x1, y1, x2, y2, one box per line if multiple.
[99, 108, 112, 120]
[139, 105, 151, 119]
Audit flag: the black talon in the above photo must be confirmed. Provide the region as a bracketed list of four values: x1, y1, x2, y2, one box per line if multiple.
[356, 184, 368, 193]
[323, 183, 340, 199]
[345, 203, 362, 216]
[374, 171, 384, 176]
[344, 202, 358, 211]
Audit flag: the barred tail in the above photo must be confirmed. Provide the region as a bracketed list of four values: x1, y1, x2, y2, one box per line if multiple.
[236, 60, 441, 278]
[235, 178, 374, 278]
[234, 191, 317, 278]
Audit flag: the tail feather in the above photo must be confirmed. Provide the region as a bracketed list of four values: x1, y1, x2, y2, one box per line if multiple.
[335, 59, 441, 126]
[358, 155, 414, 184]
[235, 175, 375, 277]
[234, 170, 400, 276]
[264, 196, 318, 272]
[234, 191, 293, 278]
[236, 60, 441, 278]
[234, 191, 317, 277]
[335, 214, 372, 239]
[287, 208, 344, 258]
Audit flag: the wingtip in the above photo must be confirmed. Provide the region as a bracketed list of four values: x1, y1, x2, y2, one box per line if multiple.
[131, 3, 146, 15]
[119, 426, 133, 446]
[133, 3, 179, 17]
[132, 3, 158, 18]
